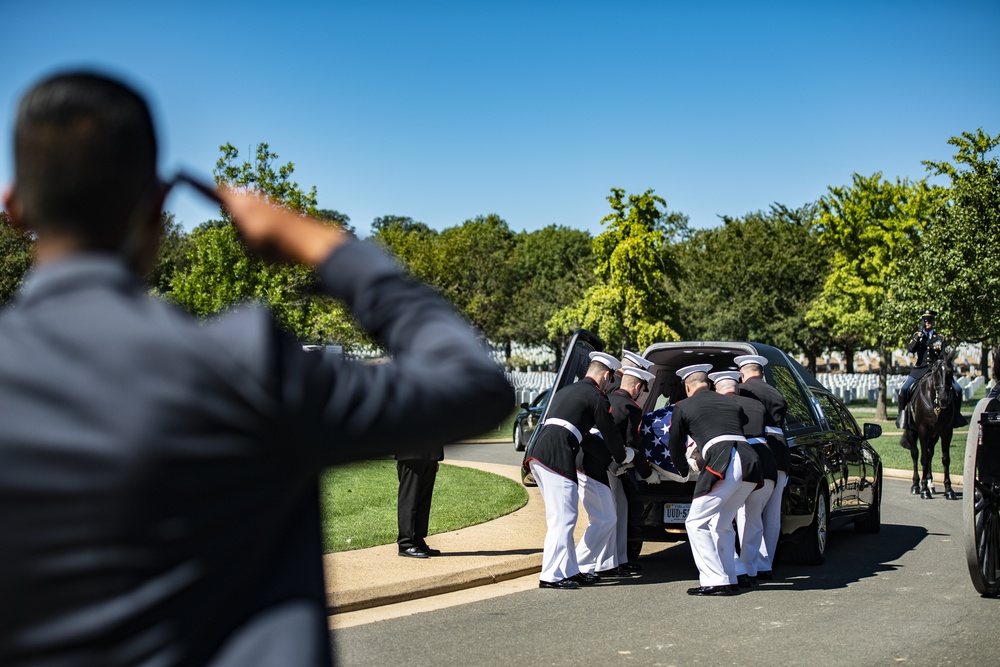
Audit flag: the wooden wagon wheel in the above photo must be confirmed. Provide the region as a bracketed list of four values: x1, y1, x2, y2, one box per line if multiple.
[964, 397, 1000, 596]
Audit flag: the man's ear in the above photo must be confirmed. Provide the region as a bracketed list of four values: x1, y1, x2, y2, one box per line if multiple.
[2, 186, 26, 230]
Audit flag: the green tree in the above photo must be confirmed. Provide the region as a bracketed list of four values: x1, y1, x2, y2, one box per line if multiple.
[506, 225, 595, 365]
[369, 216, 441, 284]
[549, 188, 686, 352]
[806, 173, 943, 418]
[146, 212, 193, 294]
[166, 143, 367, 345]
[435, 214, 516, 343]
[891, 129, 1000, 373]
[673, 203, 836, 372]
[0, 211, 33, 304]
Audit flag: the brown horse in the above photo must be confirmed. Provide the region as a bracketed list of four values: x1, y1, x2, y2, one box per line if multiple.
[902, 352, 959, 500]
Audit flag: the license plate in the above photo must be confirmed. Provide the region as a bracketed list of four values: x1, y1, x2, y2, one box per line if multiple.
[663, 503, 691, 524]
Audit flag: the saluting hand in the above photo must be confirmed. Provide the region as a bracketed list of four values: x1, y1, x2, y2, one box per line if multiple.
[217, 187, 349, 267]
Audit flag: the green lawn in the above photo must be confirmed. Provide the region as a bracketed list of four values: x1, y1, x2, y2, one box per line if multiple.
[846, 402, 974, 473]
[319, 460, 528, 553]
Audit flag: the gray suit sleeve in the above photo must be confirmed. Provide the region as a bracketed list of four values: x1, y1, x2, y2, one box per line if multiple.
[282, 239, 513, 466]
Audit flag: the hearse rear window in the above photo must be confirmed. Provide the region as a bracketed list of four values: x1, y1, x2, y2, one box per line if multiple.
[771, 365, 817, 430]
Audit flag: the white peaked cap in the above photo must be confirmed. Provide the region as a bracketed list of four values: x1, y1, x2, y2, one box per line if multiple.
[733, 354, 769, 368]
[622, 366, 655, 383]
[621, 349, 654, 370]
[708, 371, 742, 384]
[676, 363, 713, 380]
[589, 351, 622, 371]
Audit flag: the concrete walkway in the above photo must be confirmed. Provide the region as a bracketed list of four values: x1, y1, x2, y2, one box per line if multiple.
[323, 461, 961, 616]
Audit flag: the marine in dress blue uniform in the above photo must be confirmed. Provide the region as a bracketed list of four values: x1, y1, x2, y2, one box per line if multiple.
[711, 371, 776, 586]
[595, 366, 657, 576]
[525, 351, 623, 588]
[668, 365, 763, 595]
[735, 354, 788, 580]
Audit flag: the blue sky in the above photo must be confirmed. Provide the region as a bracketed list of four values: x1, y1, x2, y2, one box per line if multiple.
[2, 1, 997, 237]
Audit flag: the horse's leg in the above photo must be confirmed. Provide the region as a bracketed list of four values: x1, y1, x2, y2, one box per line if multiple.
[919, 432, 935, 499]
[941, 425, 956, 500]
[910, 429, 920, 495]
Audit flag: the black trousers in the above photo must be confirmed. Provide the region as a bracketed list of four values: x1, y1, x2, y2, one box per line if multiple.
[396, 459, 438, 550]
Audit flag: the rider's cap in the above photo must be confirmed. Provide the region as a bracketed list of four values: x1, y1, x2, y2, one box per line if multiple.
[621, 349, 654, 370]
[622, 366, 655, 383]
[708, 371, 742, 385]
[589, 351, 622, 371]
[920, 309, 937, 320]
[733, 354, 769, 368]
[676, 363, 712, 380]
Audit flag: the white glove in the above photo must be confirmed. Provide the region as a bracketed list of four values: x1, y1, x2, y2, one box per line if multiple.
[642, 472, 661, 485]
[623, 447, 636, 465]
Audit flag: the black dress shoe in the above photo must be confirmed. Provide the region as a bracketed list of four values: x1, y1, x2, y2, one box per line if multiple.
[539, 578, 580, 589]
[730, 584, 741, 593]
[596, 566, 634, 577]
[419, 545, 441, 556]
[757, 570, 773, 580]
[687, 585, 732, 596]
[619, 562, 642, 573]
[737, 574, 752, 589]
[398, 546, 430, 559]
[571, 572, 601, 586]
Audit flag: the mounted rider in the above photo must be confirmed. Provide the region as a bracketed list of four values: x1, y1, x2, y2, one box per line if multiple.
[895, 309, 966, 429]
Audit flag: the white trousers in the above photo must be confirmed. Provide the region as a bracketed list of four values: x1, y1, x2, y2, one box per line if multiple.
[758, 470, 787, 571]
[685, 449, 755, 587]
[576, 472, 618, 573]
[529, 461, 580, 582]
[608, 473, 629, 565]
[735, 479, 775, 577]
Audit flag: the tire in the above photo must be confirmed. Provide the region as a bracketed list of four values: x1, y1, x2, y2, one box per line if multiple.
[855, 469, 882, 534]
[964, 399, 1000, 596]
[784, 486, 828, 565]
[514, 426, 525, 451]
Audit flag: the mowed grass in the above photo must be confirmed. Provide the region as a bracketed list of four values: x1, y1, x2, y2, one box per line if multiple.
[847, 398, 978, 473]
[319, 460, 528, 553]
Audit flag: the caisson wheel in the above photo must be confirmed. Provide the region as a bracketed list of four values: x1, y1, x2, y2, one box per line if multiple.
[964, 400, 1000, 596]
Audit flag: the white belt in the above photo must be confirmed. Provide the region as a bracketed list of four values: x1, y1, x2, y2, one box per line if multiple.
[542, 418, 583, 444]
[748, 436, 767, 445]
[765, 426, 784, 435]
[702, 434, 747, 458]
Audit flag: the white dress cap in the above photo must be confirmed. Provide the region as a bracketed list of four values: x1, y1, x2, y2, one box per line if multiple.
[676, 363, 713, 380]
[733, 354, 768, 368]
[621, 349, 654, 370]
[708, 371, 742, 384]
[589, 351, 622, 371]
[621, 366, 655, 383]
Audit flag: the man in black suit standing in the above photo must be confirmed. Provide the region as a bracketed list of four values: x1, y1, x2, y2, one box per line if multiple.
[0, 71, 512, 666]
[396, 443, 444, 558]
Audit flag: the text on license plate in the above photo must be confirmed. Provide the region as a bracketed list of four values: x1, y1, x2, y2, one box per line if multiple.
[663, 503, 691, 524]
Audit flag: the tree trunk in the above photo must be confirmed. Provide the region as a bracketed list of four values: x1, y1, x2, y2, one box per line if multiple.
[504, 339, 512, 361]
[876, 345, 888, 421]
[807, 350, 818, 375]
[844, 347, 855, 374]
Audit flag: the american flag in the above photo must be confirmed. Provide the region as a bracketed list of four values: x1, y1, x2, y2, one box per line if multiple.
[640, 407, 683, 475]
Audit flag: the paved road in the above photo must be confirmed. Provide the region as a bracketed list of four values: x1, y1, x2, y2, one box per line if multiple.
[332, 443, 1000, 667]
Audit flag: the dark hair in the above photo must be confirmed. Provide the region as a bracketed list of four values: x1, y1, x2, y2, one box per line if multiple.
[13, 71, 158, 249]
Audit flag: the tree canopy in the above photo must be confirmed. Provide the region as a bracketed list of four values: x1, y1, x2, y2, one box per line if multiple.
[549, 188, 686, 352]
[0, 212, 33, 305]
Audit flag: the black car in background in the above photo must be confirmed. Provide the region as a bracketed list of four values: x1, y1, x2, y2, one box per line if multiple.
[513, 389, 549, 452]
[522, 330, 883, 565]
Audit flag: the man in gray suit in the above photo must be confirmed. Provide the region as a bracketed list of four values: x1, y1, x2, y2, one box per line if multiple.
[0, 72, 512, 666]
